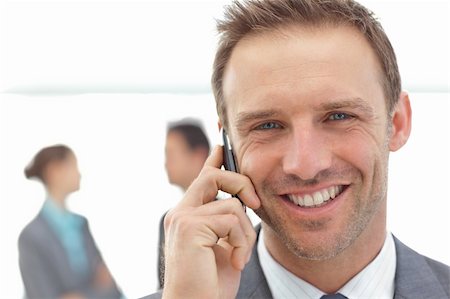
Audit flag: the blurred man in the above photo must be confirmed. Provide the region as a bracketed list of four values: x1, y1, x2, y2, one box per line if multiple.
[157, 119, 210, 288]
[164, 120, 210, 192]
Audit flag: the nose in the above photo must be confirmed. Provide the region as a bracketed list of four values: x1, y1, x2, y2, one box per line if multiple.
[282, 127, 332, 181]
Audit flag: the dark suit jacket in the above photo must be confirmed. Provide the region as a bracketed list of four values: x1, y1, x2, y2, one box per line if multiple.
[18, 211, 123, 299]
[144, 227, 450, 299]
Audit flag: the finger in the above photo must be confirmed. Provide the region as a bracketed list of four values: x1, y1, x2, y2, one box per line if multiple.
[173, 145, 225, 208]
[213, 171, 260, 209]
[166, 212, 250, 270]
[182, 168, 261, 209]
[204, 145, 224, 169]
[206, 214, 249, 271]
[165, 199, 257, 270]
[191, 198, 256, 252]
[187, 198, 256, 268]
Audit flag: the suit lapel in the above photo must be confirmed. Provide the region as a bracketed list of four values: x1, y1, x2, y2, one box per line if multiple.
[393, 236, 448, 299]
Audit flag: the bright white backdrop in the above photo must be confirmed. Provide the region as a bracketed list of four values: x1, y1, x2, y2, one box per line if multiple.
[1, 93, 449, 298]
[0, 0, 449, 298]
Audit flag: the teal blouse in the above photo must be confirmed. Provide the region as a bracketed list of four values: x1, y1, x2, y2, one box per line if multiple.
[41, 198, 88, 275]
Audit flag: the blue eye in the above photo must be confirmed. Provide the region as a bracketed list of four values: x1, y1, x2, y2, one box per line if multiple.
[328, 112, 351, 121]
[257, 122, 280, 130]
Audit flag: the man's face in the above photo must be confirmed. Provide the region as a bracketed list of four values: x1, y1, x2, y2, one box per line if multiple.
[222, 25, 392, 260]
[165, 131, 195, 189]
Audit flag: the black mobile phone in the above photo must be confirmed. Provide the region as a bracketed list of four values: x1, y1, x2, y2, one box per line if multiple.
[222, 128, 239, 173]
[222, 129, 245, 209]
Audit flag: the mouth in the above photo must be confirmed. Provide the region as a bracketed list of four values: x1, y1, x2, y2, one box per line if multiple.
[285, 185, 348, 208]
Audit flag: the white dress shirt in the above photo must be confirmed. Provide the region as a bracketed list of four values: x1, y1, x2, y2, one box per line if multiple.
[257, 229, 396, 299]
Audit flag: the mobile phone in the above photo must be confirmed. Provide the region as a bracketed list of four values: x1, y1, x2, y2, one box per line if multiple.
[222, 128, 239, 174]
[222, 128, 246, 210]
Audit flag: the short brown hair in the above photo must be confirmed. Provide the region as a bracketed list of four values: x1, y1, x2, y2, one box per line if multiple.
[212, 0, 401, 128]
[167, 119, 210, 153]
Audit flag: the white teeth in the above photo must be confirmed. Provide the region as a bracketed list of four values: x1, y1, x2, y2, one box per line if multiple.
[313, 192, 324, 205]
[321, 189, 330, 201]
[330, 187, 336, 199]
[303, 195, 314, 207]
[298, 196, 304, 206]
[287, 185, 345, 208]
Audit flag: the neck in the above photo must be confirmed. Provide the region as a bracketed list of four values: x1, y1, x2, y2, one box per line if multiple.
[46, 187, 68, 208]
[263, 206, 387, 293]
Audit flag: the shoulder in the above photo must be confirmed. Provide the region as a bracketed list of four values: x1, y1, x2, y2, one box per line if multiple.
[18, 213, 48, 247]
[421, 252, 450, 291]
[394, 236, 450, 298]
[71, 212, 89, 231]
[71, 211, 88, 223]
[394, 236, 450, 276]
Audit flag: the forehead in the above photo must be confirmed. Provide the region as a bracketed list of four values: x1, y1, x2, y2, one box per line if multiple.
[166, 131, 189, 148]
[50, 151, 77, 169]
[222, 24, 384, 119]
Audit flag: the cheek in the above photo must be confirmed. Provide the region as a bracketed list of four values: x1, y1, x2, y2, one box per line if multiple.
[239, 145, 282, 185]
[333, 129, 388, 183]
[337, 138, 371, 167]
[71, 170, 80, 184]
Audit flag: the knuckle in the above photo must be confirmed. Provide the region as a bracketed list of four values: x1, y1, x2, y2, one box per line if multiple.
[198, 167, 221, 196]
[230, 197, 244, 210]
[243, 175, 254, 187]
[199, 165, 215, 178]
[241, 175, 254, 191]
[248, 228, 257, 244]
[170, 212, 196, 235]
[227, 214, 240, 225]
[165, 209, 187, 231]
[163, 208, 175, 229]
[197, 166, 214, 185]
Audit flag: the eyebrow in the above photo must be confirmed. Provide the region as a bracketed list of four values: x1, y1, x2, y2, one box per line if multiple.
[318, 98, 375, 117]
[234, 98, 376, 129]
[235, 110, 281, 129]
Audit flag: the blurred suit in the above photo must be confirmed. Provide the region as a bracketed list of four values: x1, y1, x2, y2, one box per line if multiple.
[18, 210, 123, 299]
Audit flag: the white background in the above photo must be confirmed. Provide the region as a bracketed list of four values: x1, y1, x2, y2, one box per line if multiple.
[0, 1, 449, 298]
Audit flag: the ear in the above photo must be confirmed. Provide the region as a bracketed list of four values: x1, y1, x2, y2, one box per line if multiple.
[389, 91, 412, 152]
[43, 161, 62, 185]
[217, 120, 223, 132]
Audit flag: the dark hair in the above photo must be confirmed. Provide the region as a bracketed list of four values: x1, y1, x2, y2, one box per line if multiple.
[167, 120, 210, 153]
[212, 0, 401, 129]
[24, 144, 74, 183]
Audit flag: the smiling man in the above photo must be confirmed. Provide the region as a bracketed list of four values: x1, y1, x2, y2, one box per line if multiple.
[145, 0, 450, 298]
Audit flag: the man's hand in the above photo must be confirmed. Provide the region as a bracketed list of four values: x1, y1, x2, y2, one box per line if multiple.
[162, 145, 261, 299]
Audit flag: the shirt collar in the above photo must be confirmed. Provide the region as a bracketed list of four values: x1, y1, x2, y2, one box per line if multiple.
[257, 228, 396, 299]
[41, 198, 83, 230]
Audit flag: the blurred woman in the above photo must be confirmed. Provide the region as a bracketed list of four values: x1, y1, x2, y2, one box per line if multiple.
[18, 144, 123, 299]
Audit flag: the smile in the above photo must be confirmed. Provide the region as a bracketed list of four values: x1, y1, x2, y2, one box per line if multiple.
[287, 185, 345, 208]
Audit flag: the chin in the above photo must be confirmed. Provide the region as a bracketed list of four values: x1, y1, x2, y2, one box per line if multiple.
[258, 206, 358, 261]
[287, 231, 355, 261]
